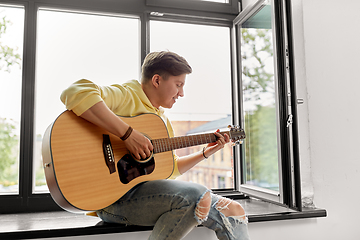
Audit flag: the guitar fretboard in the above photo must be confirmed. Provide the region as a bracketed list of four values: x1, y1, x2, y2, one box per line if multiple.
[152, 131, 229, 154]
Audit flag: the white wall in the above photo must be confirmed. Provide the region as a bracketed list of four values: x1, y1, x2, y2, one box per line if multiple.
[249, 0, 360, 239]
[40, 0, 360, 239]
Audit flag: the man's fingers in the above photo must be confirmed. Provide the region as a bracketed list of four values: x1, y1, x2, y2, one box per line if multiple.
[144, 148, 152, 158]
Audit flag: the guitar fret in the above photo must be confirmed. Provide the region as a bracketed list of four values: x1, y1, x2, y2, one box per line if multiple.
[160, 138, 164, 152]
[176, 138, 180, 149]
[177, 138, 180, 149]
[163, 138, 167, 152]
[173, 139, 176, 150]
[169, 138, 174, 151]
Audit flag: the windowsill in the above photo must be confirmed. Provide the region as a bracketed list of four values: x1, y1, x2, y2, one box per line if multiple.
[0, 198, 326, 239]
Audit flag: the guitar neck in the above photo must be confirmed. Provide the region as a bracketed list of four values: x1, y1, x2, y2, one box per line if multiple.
[152, 131, 229, 154]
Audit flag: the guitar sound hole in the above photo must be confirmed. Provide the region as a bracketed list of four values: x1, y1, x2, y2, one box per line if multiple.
[117, 154, 155, 184]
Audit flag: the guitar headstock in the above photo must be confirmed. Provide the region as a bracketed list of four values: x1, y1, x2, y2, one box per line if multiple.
[228, 125, 246, 145]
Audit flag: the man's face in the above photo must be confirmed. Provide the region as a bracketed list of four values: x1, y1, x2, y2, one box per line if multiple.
[157, 74, 186, 109]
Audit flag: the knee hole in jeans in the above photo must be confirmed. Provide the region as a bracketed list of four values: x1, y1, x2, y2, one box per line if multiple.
[195, 191, 211, 221]
[215, 196, 246, 220]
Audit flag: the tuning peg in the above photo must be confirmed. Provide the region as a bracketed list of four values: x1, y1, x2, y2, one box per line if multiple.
[231, 139, 243, 146]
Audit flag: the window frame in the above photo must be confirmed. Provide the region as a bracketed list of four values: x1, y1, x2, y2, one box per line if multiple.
[234, 0, 302, 211]
[146, 0, 239, 14]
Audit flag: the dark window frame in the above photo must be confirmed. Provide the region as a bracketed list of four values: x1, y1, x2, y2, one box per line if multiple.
[146, 0, 239, 14]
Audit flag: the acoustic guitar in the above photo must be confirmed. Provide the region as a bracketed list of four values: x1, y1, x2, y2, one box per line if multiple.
[42, 110, 245, 213]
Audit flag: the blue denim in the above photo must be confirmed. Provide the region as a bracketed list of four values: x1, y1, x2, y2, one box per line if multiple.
[96, 179, 250, 240]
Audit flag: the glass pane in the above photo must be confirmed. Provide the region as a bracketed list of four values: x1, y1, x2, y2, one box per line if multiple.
[240, 4, 280, 191]
[150, 20, 233, 190]
[0, 5, 24, 194]
[34, 9, 140, 192]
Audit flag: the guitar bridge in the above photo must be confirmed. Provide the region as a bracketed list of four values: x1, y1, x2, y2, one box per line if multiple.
[103, 134, 116, 174]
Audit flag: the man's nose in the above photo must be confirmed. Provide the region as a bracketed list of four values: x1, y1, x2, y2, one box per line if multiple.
[178, 87, 184, 97]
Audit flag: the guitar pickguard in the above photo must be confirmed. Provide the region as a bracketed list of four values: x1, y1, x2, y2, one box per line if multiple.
[117, 154, 155, 184]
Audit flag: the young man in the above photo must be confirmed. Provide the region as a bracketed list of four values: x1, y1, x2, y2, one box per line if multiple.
[61, 51, 250, 240]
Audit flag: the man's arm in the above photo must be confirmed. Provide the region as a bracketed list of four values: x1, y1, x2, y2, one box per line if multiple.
[177, 131, 230, 174]
[80, 101, 153, 160]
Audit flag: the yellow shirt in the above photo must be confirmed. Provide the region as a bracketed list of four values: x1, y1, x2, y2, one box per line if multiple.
[60, 79, 181, 179]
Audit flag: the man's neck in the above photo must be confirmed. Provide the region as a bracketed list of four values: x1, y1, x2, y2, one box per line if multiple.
[141, 83, 160, 109]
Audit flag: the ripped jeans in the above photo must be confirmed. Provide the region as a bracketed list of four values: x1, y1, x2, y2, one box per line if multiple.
[96, 180, 250, 240]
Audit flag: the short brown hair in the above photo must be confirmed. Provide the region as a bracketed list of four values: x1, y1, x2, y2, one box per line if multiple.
[141, 51, 192, 83]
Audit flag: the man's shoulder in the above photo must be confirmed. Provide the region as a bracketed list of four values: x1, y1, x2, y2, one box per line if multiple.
[123, 79, 141, 88]
[110, 79, 140, 89]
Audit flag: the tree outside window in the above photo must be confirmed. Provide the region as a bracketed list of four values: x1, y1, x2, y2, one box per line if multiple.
[0, 7, 23, 193]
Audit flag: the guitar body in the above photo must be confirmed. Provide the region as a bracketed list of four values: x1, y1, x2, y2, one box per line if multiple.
[42, 111, 174, 213]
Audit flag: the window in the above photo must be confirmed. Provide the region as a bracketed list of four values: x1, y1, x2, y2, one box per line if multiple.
[0, 5, 24, 195]
[235, 0, 301, 209]
[150, 20, 233, 190]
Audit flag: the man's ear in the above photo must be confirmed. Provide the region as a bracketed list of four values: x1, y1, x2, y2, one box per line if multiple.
[151, 74, 161, 88]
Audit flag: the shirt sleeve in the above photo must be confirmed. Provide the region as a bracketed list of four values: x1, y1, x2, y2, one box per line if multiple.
[169, 155, 182, 179]
[60, 79, 129, 116]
